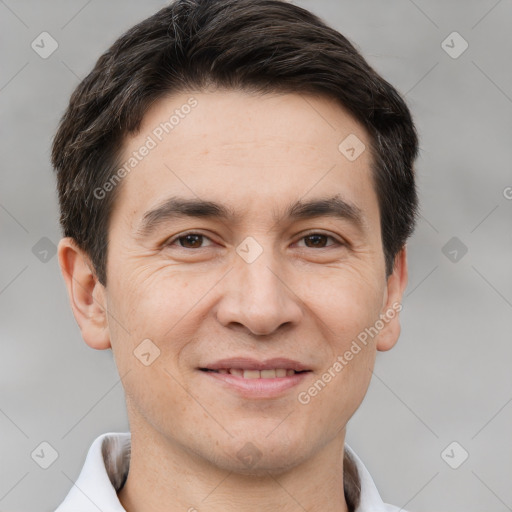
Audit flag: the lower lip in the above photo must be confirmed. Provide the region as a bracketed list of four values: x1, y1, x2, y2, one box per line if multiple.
[199, 370, 311, 398]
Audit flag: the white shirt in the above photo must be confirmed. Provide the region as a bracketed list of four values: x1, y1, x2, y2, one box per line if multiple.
[54, 432, 406, 512]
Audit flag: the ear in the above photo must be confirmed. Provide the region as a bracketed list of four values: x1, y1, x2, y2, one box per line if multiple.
[57, 237, 111, 350]
[376, 245, 408, 352]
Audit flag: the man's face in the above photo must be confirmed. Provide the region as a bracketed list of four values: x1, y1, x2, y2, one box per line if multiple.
[99, 90, 403, 473]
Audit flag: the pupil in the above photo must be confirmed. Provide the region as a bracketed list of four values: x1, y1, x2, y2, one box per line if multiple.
[306, 235, 326, 248]
[181, 234, 202, 248]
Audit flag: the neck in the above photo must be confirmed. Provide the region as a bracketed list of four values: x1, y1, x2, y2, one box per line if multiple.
[118, 428, 355, 512]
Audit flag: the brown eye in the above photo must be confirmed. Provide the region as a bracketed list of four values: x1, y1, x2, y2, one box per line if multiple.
[178, 234, 204, 248]
[298, 233, 340, 249]
[304, 234, 328, 248]
[166, 232, 215, 249]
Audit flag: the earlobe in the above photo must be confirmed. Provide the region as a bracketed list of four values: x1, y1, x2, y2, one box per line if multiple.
[57, 237, 111, 350]
[376, 246, 408, 352]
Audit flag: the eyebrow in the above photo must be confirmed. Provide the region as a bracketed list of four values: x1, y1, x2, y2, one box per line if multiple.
[136, 194, 366, 238]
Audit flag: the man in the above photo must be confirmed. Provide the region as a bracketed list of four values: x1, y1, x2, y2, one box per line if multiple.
[52, 0, 419, 511]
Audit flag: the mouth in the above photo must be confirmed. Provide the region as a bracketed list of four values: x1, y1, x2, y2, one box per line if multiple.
[199, 368, 310, 379]
[197, 358, 312, 398]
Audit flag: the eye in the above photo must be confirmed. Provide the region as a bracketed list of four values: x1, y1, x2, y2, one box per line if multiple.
[165, 232, 215, 249]
[164, 231, 343, 251]
[295, 232, 342, 249]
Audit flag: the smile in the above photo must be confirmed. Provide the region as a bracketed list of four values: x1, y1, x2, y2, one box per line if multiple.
[198, 367, 312, 399]
[200, 368, 307, 378]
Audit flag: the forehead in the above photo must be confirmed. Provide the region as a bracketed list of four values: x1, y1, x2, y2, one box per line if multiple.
[111, 89, 378, 231]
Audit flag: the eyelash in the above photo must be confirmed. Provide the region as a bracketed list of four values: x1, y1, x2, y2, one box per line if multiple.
[164, 231, 344, 250]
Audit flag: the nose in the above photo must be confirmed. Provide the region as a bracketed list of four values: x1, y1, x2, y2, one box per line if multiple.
[215, 246, 303, 336]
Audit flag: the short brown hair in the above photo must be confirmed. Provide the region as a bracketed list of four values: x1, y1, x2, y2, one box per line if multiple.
[52, 0, 419, 286]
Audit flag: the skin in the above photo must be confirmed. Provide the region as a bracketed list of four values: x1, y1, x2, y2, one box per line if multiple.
[58, 89, 408, 512]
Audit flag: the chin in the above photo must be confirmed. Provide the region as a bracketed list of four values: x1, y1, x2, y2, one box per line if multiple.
[219, 452, 309, 477]
[210, 436, 313, 476]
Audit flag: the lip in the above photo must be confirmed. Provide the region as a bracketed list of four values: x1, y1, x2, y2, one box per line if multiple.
[198, 357, 312, 399]
[199, 368, 311, 399]
[200, 357, 310, 372]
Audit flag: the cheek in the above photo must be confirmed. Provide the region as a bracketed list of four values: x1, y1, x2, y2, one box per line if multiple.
[295, 268, 382, 409]
[106, 268, 199, 429]
[106, 265, 211, 367]
[299, 265, 384, 343]
[110, 262, 185, 328]
[296, 329, 377, 435]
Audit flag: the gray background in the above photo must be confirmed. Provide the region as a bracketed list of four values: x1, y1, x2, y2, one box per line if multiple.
[1, 1, 511, 511]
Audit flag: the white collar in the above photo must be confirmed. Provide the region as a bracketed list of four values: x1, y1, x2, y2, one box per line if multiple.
[55, 432, 404, 512]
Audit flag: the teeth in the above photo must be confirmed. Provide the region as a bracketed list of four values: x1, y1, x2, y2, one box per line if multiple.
[243, 370, 260, 379]
[222, 368, 296, 378]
